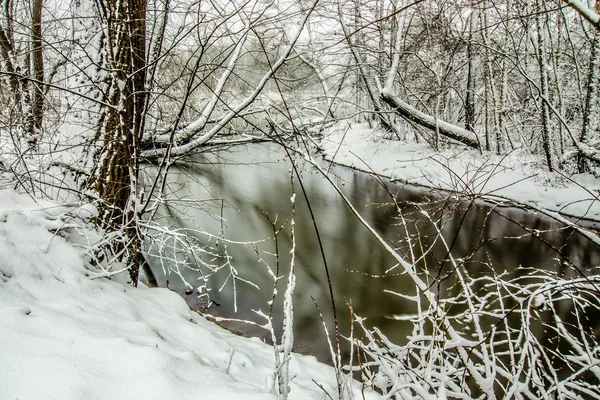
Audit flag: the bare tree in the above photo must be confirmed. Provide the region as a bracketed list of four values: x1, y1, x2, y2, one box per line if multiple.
[464, 5, 478, 135]
[31, 0, 43, 134]
[534, 0, 554, 171]
[578, 29, 600, 172]
[0, 0, 45, 148]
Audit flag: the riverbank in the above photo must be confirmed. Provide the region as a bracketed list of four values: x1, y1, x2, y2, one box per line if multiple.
[0, 190, 374, 400]
[320, 123, 600, 224]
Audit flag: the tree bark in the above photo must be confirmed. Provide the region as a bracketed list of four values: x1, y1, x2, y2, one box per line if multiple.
[464, 8, 478, 134]
[31, 0, 44, 132]
[535, 0, 554, 172]
[92, 0, 147, 284]
[497, 0, 512, 151]
[578, 29, 600, 172]
[561, 0, 600, 30]
[0, 0, 19, 110]
[481, 0, 501, 154]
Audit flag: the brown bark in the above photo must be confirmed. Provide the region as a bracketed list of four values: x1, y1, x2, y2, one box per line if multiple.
[31, 0, 44, 131]
[535, 0, 554, 172]
[92, 0, 147, 284]
[578, 30, 600, 172]
[0, 0, 19, 111]
[464, 8, 477, 134]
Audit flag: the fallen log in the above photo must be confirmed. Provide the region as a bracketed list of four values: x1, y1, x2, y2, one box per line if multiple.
[380, 88, 481, 149]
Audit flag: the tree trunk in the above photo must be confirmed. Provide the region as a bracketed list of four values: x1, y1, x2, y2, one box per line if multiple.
[578, 29, 600, 172]
[549, 9, 565, 155]
[482, 0, 500, 153]
[497, 0, 512, 151]
[92, 0, 147, 284]
[380, 89, 480, 148]
[0, 0, 19, 111]
[464, 8, 478, 134]
[31, 0, 44, 133]
[535, 0, 554, 172]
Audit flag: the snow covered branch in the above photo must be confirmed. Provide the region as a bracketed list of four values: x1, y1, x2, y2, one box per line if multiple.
[380, 88, 481, 148]
[141, 0, 321, 159]
[562, 0, 600, 29]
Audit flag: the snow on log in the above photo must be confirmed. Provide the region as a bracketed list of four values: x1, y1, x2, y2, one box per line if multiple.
[561, 0, 600, 29]
[578, 142, 600, 164]
[380, 88, 481, 149]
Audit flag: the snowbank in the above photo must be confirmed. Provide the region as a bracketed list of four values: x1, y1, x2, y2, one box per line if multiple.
[0, 191, 371, 400]
[321, 124, 600, 222]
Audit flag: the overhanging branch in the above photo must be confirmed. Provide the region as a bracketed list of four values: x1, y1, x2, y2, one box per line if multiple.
[380, 88, 481, 149]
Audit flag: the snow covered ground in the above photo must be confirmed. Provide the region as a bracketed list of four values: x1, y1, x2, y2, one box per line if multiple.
[0, 190, 375, 400]
[321, 124, 600, 223]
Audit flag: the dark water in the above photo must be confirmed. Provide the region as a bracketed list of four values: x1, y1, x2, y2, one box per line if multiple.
[142, 143, 600, 363]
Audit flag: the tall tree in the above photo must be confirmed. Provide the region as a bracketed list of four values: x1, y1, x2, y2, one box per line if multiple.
[0, 0, 45, 148]
[90, 0, 148, 283]
[534, 0, 554, 171]
[30, 0, 43, 134]
[578, 28, 600, 172]
[464, 6, 478, 134]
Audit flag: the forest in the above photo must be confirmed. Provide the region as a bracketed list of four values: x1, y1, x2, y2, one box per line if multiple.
[1, 0, 600, 398]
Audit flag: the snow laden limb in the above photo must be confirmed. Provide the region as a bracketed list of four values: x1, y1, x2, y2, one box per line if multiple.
[149, 0, 266, 146]
[378, 0, 480, 148]
[484, 194, 600, 248]
[272, 190, 297, 399]
[561, 0, 600, 29]
[355, 202, 600, 398]
[379, 89, 480, 149]
[292, 147, 600, 397]
[340, 0, 481, 148]
[141, 0, 321, 159]
[139, 216, 264, 312]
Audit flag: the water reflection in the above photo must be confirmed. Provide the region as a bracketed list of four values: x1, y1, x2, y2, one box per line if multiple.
[143, 143, 600, 363]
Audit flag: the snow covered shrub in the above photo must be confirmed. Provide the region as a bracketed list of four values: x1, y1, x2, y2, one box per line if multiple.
[351, 234, 600, 398]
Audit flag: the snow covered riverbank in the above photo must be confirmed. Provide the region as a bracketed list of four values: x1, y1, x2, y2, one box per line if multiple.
[4, 126, 600, 399]
[0, 191, 373, 400]
[321, 124, 600, 223]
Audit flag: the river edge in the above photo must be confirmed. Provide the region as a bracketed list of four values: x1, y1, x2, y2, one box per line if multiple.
[140, 139, 600, 369]
[133, 136, 600, 395]
[318, 123, 600, 228]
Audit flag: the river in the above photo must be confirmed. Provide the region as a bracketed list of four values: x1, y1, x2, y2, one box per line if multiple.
[142, 142, 600, 363]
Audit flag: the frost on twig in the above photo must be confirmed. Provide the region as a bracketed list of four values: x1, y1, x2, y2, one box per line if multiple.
[351, 206, 600, 399]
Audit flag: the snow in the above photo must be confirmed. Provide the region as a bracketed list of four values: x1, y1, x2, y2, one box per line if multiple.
[320, 123, 600, 222]
[0, 190, 376, 400]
